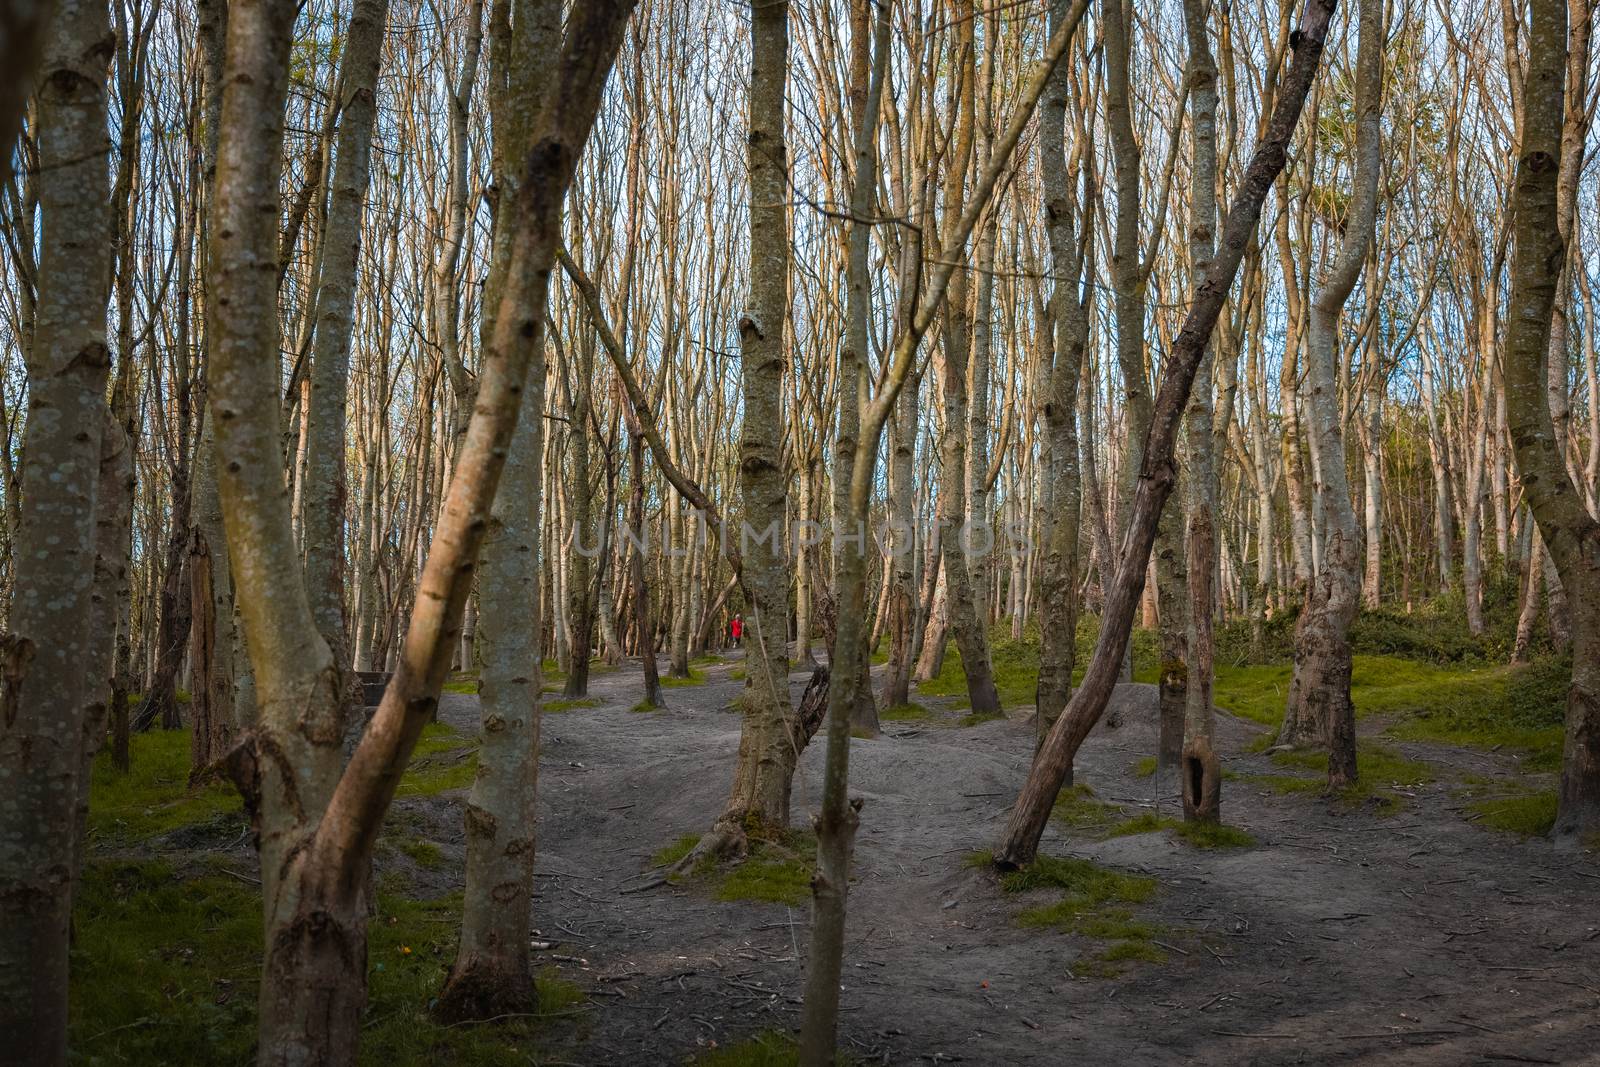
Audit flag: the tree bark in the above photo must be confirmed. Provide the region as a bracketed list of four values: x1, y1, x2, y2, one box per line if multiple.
[1504, 0, 1600, 842]
[994, 0, 1336, 869]
[0, 0, 114, 1055]
[1280, 0, 1381, 793]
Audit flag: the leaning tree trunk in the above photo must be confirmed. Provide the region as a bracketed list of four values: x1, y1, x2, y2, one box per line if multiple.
[0, 0, 114, 1057]
[205, 1, 634, 1061]
[994, 0, 1337, 869]
[1503, 0, 1600, 842]
[1279, 0, 1381, 792]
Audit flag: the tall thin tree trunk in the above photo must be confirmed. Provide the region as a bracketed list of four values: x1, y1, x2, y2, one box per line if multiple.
[994, 0, 1336, 868]
[0, 0, 114, 1055]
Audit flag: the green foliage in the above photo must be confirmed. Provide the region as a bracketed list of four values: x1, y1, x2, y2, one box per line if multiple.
[87, 729, 243, 842]
[395, 723, 478, 797]
[1466, 790, 1558, 836]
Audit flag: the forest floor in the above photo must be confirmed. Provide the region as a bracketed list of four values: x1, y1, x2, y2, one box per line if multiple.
[76, 646, 1599, 1065]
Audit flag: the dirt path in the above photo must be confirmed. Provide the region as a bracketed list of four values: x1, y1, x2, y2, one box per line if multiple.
[407, 654, 1599, 1065]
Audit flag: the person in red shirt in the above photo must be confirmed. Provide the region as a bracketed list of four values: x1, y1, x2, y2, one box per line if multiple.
[730, 614, 743, 649]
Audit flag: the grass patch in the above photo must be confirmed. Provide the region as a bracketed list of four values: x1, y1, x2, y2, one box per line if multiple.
[1000, 853, 1157, 906]
[1465, 789, 1558, 836]
[1245, 742, 1434, 812]
[690, 1029, 801, 1066]
[398, 838, 443, 869]
[716, 839, 813, 906]
[880, 702, 931, 722]
[87, 729, 243, 843]
[992, 853, 1166, 975]
[1132, 756, 1158, 778]
[396, 722, 478, 797]
[958, 711, 1005, 727]
[630, 700, 664, 713]
[728, 666, 747, 682]
[917, 627, 1041, 709]
[653, 833, 702, 869]
[71, 861, 583, 1065]
[1172, 821, 1256, 849]
[667, 830, 817, 906]
[662, 668, 707, 688]
[544, 697, 601, 713]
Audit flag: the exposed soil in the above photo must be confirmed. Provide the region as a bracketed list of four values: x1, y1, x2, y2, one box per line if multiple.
[400, 653, 1596, 1064]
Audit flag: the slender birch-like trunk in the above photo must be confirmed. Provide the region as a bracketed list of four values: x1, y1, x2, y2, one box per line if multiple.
[994, 0, 1336, 868]
[1280, 0, 1382, 792]
[0, 0, 113, 1056]
[1504, 0, 1600, 842]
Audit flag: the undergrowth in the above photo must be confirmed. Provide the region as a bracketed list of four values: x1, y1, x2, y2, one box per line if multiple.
[654, 831, 816, 907]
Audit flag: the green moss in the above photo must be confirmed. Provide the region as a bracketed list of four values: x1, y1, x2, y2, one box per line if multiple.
[653, 833, 702, 868]
[630, 700, 664, 713]
[544, 698, 601, 714]
[728, 667, 747, 682]
[870, 644, 890, 666]
[1172, 821, 1256, 849]
[398, 839, 443, 869]
[1466, 790, 1558, 836]
[1001, 853, 1157, 906]
[880, 702, 931, 722]
[87, 729, 243, 842]
[1051, 785, 1174, 840]
[690, 1030, 801, 1066]
[69, 860, 261, 1062]
[1096, 938, 1167, 964]
[662, 668, 707, 688]
[716, 855, 812, 906]
[916, 625, 1042, 709]
[1132, 756, 1158, 778]
[396, 723, 478, 797]
[958, 711, 1005, 727]
[70, 862, 581, 1066]
[1245, 742, 1433, 812]
[1210, 664, 1293, 728]
[672, 831, 817, 907]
